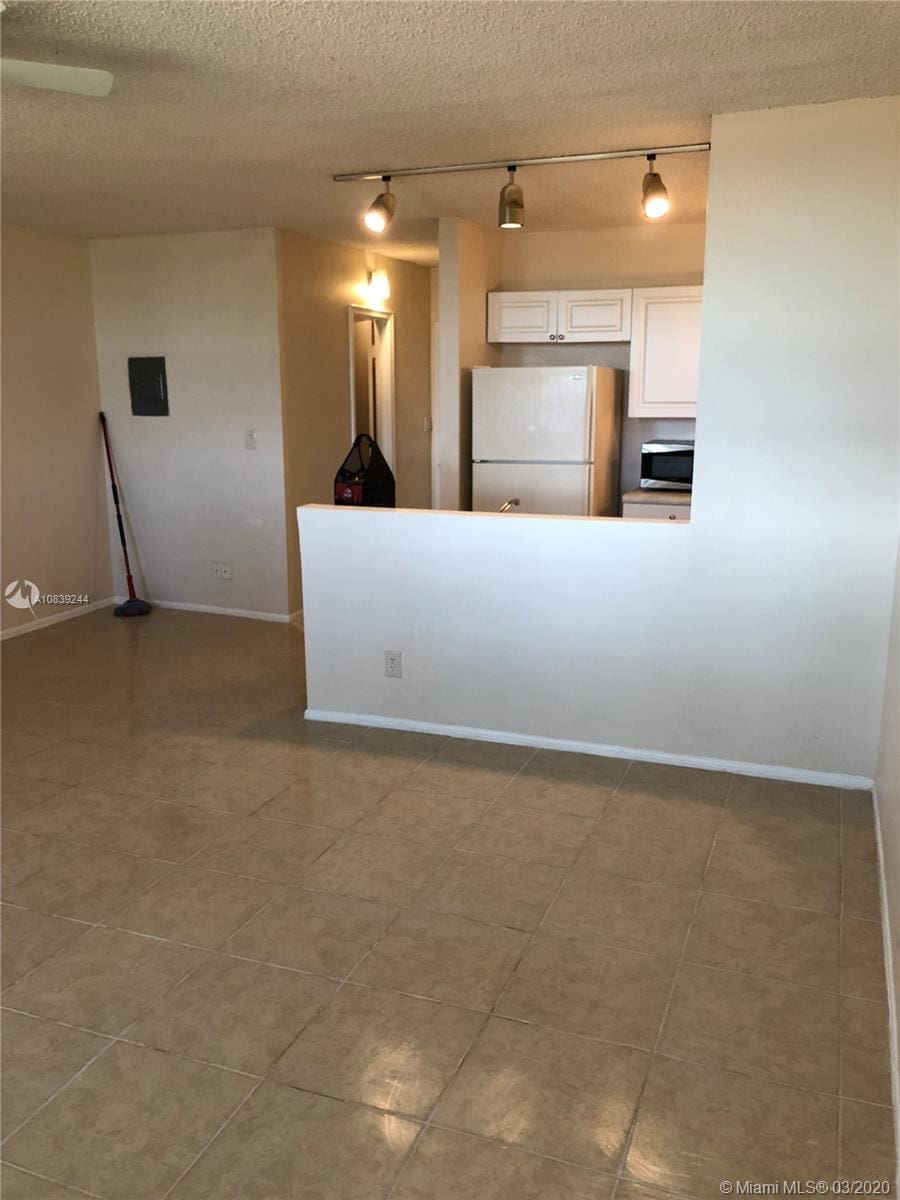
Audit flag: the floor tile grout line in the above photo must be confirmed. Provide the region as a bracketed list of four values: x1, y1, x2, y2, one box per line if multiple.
[337, 744, 541, 993]
[159, 1079, 264, 1200]
[5, 985, 890, 1117]
[145, 745, 513, 1079]
[8, 774, 867, 922]
[3, 676, 888, 1180]
[487, 755, 634, 1020]
[0, 1160, 107, 1200]
[383, 1118, 429, 1199]
[383, 755, 638, 1190]
[418, 1115, 624, 1179]
[612, 769, 737, 1183]
[300, 744, 546, 1196]
[6, 825, 867, 924]
[5, 877, 881, 1010]
[0, 995, 269, 1084]
[0, 1033, 118, 1149]
[1, 940, 241, 1149]
[0, 847, 210, 995]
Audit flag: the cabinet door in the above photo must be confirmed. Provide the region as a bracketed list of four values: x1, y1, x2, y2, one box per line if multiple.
[487, 291, 558, 342]
[628, 286, 703, 417]
[622, 502, 690, 521]
[557, 289, 632, 342]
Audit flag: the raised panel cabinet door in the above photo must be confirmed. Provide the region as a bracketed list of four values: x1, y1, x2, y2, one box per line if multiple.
[487, 291, 559, 342]
[628, 286, 703, 417]
[557, 289, 632, 342]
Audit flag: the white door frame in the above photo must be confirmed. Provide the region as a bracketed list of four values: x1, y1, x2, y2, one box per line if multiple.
[347, 306, 395, 471]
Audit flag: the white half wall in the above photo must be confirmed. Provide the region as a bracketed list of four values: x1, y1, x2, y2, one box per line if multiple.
[91, 229, 289, 616]
[299, 96, 899, 783]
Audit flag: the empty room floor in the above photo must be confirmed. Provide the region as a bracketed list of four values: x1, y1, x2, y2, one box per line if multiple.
[0, 608, 895, 1199]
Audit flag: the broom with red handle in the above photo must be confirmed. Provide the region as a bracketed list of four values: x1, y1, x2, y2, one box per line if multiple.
[99, 412, 152, 618]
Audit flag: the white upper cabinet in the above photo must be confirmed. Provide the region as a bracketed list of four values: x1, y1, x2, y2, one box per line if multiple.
[487, 291, 558, 342]
[487, 289, 631, 343]
[557, 290, 632, 342]
[628, 286, 703, 418]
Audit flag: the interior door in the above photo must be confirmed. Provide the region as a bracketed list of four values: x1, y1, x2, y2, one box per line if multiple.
[473, 462, 591, 515]
[472, 367, 592, 462]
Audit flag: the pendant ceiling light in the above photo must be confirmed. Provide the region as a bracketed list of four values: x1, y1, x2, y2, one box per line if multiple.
[641, 154, 670, 220]
[498, 166, 524, 229]
[363, 176, 396, 233]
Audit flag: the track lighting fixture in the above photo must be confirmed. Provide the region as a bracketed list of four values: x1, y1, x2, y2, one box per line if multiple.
[363, 176, 396, 233]
[340, 142, 707, 227]
[641, 154, 670, 220]
[498, 166, 524, 229]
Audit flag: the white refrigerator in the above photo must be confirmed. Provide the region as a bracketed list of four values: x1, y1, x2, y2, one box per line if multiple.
[471, 366, 621, 515]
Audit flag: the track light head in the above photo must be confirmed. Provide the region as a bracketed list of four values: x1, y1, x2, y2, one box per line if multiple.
[364, 177, 396, 233]
[641, 154, 670, 220]
[498, 166, 524, 229]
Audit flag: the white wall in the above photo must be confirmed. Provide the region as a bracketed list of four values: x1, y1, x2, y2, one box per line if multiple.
[300, 96, 899, 784]
[91, 229, 289, 617]
[875, 538, 900, 1141]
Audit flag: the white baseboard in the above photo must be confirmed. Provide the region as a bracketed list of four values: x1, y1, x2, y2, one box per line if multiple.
[0, 597, 118, 640]
[872, 785, 900, 1194]
[143, 599, 291, 624]
[2, 595, 299, 638]
[303, 709, 874, 791]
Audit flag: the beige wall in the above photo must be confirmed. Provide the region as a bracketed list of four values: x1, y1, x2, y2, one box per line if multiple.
[1, 226, 112, 632]
[500, 223, 706, 291]
[276, 230, 432, 612]
[91, 229, 289, 618]
[435, 218, 503, 510]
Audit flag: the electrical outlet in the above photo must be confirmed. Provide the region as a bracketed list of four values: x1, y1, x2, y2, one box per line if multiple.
[244, 429, 257, 450]
[213, 561, 232, 580]
[384, 650, 402, 678]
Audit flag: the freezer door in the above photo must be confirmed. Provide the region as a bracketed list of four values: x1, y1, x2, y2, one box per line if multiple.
[473, 462, 591, 516]
[472, 367, 592, 462]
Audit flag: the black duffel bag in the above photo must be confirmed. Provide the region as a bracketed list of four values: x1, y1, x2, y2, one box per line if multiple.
[334, 435, 396, 507]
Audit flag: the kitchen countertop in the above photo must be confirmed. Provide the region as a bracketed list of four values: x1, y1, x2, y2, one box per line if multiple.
[622, 489, 692, 506]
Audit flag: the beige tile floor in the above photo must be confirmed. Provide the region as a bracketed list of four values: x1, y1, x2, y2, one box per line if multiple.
[0, 608, 895, 1199]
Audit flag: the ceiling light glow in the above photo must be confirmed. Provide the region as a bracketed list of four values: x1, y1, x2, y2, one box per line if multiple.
[363, 177, 396, 234]
[641, 154, 670, 220]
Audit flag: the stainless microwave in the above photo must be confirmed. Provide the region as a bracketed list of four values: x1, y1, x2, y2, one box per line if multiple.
[640, 440, 694, 490]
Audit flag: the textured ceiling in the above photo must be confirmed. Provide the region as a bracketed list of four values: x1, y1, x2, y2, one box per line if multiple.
[1, 1, 898, 263]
